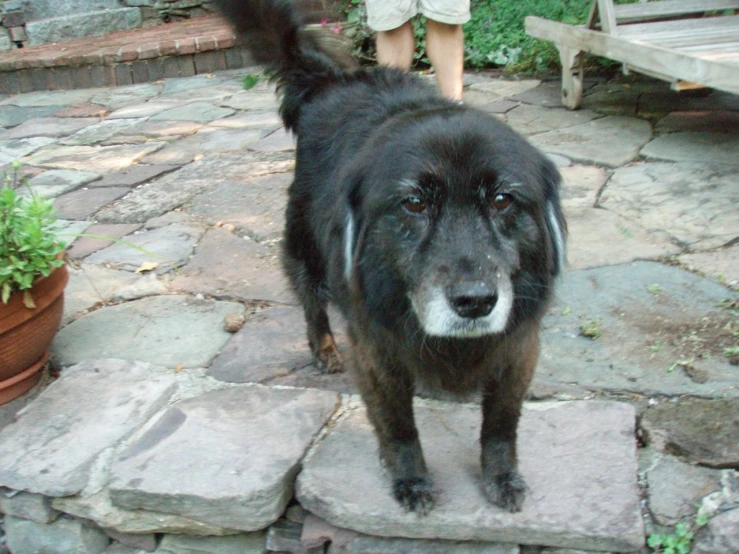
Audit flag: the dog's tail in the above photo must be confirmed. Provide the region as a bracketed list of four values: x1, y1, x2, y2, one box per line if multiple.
[214, 0, 357, 131]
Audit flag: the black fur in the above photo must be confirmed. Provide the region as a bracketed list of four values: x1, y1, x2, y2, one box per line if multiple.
[215, 0, 566, 513]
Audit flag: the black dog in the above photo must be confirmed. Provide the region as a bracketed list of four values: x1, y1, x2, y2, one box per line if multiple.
[215, 0, 566, 514]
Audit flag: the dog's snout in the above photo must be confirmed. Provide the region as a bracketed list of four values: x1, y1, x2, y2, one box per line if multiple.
[448, 281, 498, 319]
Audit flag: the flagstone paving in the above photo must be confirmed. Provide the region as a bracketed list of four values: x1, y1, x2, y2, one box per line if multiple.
[0, 70, 737, 554]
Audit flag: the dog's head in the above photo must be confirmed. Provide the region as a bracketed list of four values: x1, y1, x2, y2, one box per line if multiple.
[343, 107, 566, 338]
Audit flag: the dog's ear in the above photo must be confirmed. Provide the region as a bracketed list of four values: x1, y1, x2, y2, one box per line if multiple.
[542, 161, 567, 277]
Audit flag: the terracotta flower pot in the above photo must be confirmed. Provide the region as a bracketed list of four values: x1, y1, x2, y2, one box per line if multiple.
[0, 263, 68, 405]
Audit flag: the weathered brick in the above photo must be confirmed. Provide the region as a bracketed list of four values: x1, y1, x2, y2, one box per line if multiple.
[162, 56, 181, 78]
[195, 36, 216, 52]
[116, 46, 138, 63]
[194, 49, 226, 74]
[176, 37, 197, 55]
[72, 66, 93, 89]
[215, 33, 236, 49]
[131, 60, 150, 83]
[158, 40, 177, 57]
[224, 47, 243, 70]
[114, 63, 134, 86]
[137, 42, 159, 60]
[54, 67, 76, 90]
[147, 58, 165, 81]
[177, 54, 195, 77]
[0, 70, 21, 94]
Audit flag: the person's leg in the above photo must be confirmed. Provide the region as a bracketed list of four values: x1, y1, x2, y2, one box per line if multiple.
[376, 21, 415, 71]
[425, 19, 464, 100]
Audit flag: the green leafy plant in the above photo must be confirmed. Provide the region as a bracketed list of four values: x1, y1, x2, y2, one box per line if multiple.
[648, 512, 710, 554]
[648, 522, 694, 554]
[0, 163, 67, 307]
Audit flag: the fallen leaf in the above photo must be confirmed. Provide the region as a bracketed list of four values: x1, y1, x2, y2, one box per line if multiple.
[135, 261, 159, 273]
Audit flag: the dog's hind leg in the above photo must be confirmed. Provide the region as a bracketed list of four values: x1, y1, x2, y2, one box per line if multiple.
[302, 295, 344, 374]
[282, 206, 344, 374]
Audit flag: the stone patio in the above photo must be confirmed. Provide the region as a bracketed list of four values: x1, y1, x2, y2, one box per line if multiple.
[0, 68, 738, 554]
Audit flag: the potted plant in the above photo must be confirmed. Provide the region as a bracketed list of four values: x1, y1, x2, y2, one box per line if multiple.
[0, 162, 68, 405]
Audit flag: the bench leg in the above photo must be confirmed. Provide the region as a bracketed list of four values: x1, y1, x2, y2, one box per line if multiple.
[558, 45, 584, 110]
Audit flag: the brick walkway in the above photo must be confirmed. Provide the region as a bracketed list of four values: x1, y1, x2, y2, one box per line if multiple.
[0, 15, 253, 94]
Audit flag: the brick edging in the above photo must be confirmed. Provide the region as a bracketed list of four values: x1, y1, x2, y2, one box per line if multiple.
[0, 15, 255, 94]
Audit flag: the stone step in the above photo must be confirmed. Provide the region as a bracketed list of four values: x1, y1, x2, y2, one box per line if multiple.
[297, 400, 645, 552]
[20, 0, 123, 23]
[25, 8, 143, 47]
[0, 358, 646, 552]
[0, 15, 255, 94]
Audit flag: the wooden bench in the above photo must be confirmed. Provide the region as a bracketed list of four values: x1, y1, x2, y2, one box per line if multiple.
[525, 0, 739, 109]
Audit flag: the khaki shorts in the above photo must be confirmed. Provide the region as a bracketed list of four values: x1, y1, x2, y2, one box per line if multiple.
[365, 0, 471, 31]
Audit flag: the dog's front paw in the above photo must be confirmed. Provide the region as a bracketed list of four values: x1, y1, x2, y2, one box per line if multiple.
[393, 477, 435, 515]
[482, 471, 527, 512]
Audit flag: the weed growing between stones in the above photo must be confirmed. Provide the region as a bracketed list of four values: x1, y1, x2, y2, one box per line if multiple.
[647, 513, 709, 554]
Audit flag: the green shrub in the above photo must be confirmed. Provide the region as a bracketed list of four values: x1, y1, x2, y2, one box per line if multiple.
[464, 0, 591, 71]
[338, 0, 643, 72]
[0, 163, 66, 306]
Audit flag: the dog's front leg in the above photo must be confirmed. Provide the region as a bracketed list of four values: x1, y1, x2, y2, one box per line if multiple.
[353, 344, 434, 514]
[479, 332, 539, 512]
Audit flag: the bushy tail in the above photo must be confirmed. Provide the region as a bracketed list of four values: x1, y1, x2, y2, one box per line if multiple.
[214, 0, 357, 131]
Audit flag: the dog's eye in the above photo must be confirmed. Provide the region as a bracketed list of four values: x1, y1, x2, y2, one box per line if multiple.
[491, 193, 513, 212]
[402, 196, 426, 215]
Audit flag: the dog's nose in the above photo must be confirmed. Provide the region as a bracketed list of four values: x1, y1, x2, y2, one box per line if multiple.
[448, 282, 498, 319]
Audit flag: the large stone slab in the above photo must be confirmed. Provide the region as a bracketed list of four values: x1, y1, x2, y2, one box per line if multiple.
[207, 306, 356, 393]
[90, 163, 178, 188]
[0, 105, 62, 127]
[53, 186, 129, 220]
[90, 84, 162, 107]
[61, 119, 142, 146]
[655, 110, 739, 134]
[505, 105, 600, 136]
[95, 153, 294, 223]
[538, 262, 739, 397]
[27, 168, 102, 198]
[51, 295, 243, 369]
[53, 489, 241, 536]
[23, 142, 166, 173]
[109, 387, 340, 531]
[640, 398, 739, 469]
[0, 136, 57, 164]
[85, 223, 204, 274]
[678, 245, 738, 289]
[0, 89, 94, 108]
[641, 131, 739, 165]
[66, 223, 143, 259]
[158, 532, 267, 554]
[564, 206, 679, 270]
[210, 110, 283, 130]
[168, 228, 295, 304]
[4, 515, 110, 554]
[599, 162, 738, 249]
[529, 116, 652, 167]
[1, 117, 98, 139]
[641, 450, 723, 526]
[63, 263, 143, 324]
[149, 102, 235, 123]
[187, 172, 291, 240]
[0, 360, 177, 496]
[297, 400, 644, 552]
[25, 7, 142, 46]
